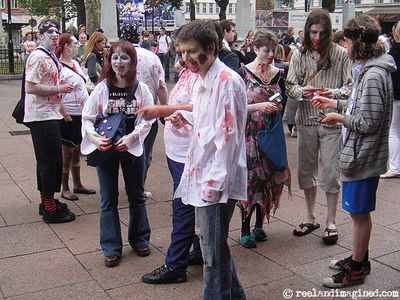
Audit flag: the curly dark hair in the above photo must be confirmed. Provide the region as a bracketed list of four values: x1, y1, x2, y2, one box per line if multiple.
[344, 15, 385, 61]
[301, 9, 333, 73]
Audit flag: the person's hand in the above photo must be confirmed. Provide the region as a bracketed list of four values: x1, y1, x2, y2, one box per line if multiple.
[63, 114, 73, 122]
[259, 102, 281, 114]
[60, 83, 74, 94]
[320, 113, 343, 125]
[318, 88, 334, 98]
[139, 105, 165, 120]
[115, 134, 139, 152]
[165, 111, 189, 129]
[311, 95, 337, 109]
[90, 134, 112, 151]
[302, 85, 318, 99]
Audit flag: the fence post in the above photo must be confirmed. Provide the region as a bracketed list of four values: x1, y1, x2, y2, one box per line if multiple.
[7, 0, 15, 74]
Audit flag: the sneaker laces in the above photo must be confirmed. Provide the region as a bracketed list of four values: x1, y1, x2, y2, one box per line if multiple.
[152, 265, 169, 275]
[335, 255, 352, 269]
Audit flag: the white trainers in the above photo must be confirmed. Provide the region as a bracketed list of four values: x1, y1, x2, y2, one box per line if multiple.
[144, 191, 153, 198]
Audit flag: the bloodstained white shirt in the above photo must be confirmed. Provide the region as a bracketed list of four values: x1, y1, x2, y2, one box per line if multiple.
[164, 68, 198, 163]
[174, 58, 248, 207]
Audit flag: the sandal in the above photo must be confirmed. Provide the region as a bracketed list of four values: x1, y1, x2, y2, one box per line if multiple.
[240, 235, 256, 248]
[322, 228, 338, 245]
[252, 228, 268, 242]
[293, 222, 320, 236]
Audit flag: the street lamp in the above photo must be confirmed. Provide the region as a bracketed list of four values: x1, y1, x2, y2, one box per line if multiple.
[7, 0, 14, 73]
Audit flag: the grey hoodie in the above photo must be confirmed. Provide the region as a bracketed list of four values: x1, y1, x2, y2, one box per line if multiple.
[338, 54, 397, 181]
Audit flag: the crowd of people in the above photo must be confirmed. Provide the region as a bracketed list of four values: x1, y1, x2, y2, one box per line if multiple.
[20, 10, 399, 298]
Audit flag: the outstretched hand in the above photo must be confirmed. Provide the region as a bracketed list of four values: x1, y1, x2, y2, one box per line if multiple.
[165, 111, 189, 129]
[311, 95, 337, 109]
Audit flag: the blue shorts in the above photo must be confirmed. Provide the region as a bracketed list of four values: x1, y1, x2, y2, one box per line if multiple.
[342, 177, 380, 214]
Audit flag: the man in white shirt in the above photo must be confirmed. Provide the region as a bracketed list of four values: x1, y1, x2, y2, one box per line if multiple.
[166, 20, 248, 299]
[220, 19, 236, 51]
[157, 27, 172, 81]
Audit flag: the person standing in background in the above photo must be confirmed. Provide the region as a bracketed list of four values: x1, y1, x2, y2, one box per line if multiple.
[157, 27, 171, 82]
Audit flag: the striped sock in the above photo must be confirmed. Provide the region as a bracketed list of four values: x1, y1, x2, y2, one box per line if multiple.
[43, 194, 57, 212]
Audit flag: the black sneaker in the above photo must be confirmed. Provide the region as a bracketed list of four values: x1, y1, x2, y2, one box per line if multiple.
[323, 264, 365, 288]
[39, 200, 68, 216]
[142, 265, 187, 284]
[42, 208, 76, 223]
[329, 256, 371, 275]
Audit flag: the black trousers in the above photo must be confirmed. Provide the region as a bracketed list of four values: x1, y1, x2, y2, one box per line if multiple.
[29, 120, 62, 196]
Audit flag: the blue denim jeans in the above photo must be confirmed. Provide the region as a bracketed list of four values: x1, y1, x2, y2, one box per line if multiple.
[165, 157, 196, 272]
[143, 121, 158, 182]
[196, 200, 246, 300]
[96, 152, 150, 257]
[158, 53, 170, 81]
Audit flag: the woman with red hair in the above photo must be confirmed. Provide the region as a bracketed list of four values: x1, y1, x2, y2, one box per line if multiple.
[81, 40, 154, 267]
[56, 33, 96, 201]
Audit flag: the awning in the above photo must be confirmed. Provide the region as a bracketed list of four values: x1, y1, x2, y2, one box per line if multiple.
[365, 6, 400, 22]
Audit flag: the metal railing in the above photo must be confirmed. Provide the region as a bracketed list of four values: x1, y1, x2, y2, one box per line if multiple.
[0, 47, 24, 74]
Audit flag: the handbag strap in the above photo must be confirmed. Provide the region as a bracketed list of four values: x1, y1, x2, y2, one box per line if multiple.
[61, 62, 87, 83]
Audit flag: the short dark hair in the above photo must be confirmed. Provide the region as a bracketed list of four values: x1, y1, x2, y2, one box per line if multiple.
[220, 20, 235, 34]
[177, 20, 219, 56]
[253, 29, 278, 49]
[207, 20, 224, 51]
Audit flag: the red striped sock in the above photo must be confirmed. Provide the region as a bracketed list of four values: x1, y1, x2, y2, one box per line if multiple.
[43, 195, 57, 212]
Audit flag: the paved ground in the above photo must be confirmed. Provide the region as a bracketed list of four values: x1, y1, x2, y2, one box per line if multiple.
[0, 80, 399, 300]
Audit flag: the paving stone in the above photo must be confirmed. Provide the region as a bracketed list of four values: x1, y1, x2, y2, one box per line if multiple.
[0, 248, 91, 297]
[0, 216, 6, 228]
[336, 222, 400, 259]
[107, 275, 202, 300]
[0, 203, 42, 226]
[372, 199, 400, 226]
[0, 164, 12, 182]
[377, 179, 400, 205]
[0, 139, 33, 156]
[245, 275, 336, 300]
[231, 245, 293, 288]
[0, 181, 31, 208]
[76, 247, 165, 290]
[7, 281, 110, 300]
[376, 250, 400, 272]
[241, 220, 348, 268]
[49, 213, 103, 255]
[0, 154, 36, 182]
[387, 223, 400, 232]
[0, 222, 64, 258]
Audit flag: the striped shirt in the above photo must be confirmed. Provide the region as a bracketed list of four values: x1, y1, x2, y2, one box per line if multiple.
[286, 44, 353, 128]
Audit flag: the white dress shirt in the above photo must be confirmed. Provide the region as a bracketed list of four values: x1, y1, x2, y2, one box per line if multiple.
[175, 58, 248, 207]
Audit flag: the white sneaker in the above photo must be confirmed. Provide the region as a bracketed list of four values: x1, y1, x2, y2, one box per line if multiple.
[144, 191, 153, 198]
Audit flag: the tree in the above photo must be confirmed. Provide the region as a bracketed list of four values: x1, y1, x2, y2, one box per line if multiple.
[18, 0, 76, 26]
[322, 0, 335, 12]
[189, 0, 195, 21]
[85, 0, 101, 35]
[215, 0, 229, 21]
[72, 0, 86, 29]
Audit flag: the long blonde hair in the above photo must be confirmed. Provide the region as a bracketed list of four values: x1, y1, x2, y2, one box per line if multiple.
[393, 21, 400, 44]
[83, 32, 105, 58]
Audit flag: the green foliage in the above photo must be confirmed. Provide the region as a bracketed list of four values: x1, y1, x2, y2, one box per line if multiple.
[18, 0, 77, 19]
[145, 0, 183, 10]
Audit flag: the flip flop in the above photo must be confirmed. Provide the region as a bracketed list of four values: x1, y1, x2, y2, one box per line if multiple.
[322, 228, 338, 245]
[293, 222, 320, 236]
[380, 172, 400, 179]
[73, 188, 96, 195]
[61, 193, 79, 201]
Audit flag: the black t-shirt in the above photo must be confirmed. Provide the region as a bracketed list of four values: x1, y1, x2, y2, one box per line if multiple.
[107, 85, 137, 133]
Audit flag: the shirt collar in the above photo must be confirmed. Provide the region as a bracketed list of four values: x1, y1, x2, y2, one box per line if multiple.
[198, 57, 222, 91]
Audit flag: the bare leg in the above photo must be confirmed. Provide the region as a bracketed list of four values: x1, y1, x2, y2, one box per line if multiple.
[323, 192, 339, 238]
[61, 145, 73, 197]
[351, 213, 372, 262]
[295, 186, 318, 234]
[71, 148, 84, 189]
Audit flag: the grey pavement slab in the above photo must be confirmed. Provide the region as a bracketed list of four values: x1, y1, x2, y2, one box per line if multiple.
[0, 248, 91, 297]
[0, 222, 64, 258]
[1, 80, 400, 299]
[6, 281, 110, 300]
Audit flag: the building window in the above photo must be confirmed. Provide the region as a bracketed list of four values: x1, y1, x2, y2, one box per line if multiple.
[185, 3, 190, 13]
[209, 3, 213, 14]
[196, 2, 200, 13]
[11, 0, 18, 8]
[228, 3, 234, 14]
[353, 0, 361, 4]
[0, 0, 5, 9]
[202, 3, 207, 13]
[393, 0, 400, 3]
[216, 5, 220, 13]
[335, 0, 343, 5]
[375, 0, 383, 3]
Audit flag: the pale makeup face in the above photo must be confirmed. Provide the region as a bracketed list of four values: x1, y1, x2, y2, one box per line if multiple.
[255, 44, 276, 65]
[68, 37, 79, 57]
[309, 24, 325, 49]
[111, 48, 132, 77]
[41, 27, 59, 51]
[179, 39, 214, 78]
